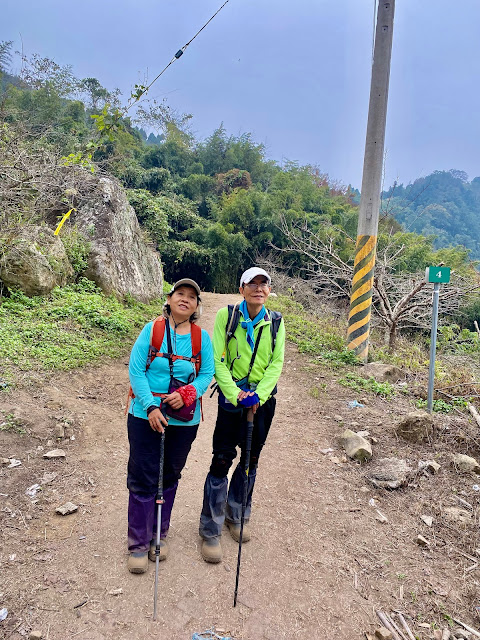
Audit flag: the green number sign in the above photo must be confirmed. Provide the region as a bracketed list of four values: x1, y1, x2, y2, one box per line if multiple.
[425, 266, 450, 283]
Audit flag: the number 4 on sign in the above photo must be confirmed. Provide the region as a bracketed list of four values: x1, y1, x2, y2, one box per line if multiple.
[425, 266, 451, 284]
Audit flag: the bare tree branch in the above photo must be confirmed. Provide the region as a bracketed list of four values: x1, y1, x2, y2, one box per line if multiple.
[271, 216, 479, 350]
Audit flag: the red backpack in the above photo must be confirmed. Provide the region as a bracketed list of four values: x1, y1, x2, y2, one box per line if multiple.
[126, 316, 202, 415]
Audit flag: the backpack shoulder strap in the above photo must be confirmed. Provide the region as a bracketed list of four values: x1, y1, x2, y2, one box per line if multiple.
[127, 316, 167, 414]
[267, 309, 282, 352]
[226, 303, 240, 345]
[190, 323, 202, 376]
[151, 316, 166, 351]
[146, 316, 166, 371]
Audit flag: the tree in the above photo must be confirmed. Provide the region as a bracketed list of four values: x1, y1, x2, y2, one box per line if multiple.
[382, 170, 480, 260]
[274, 218, 479, 349]
[0, 40, 13, 73]
[20, 54, 78, 98]
[78, 77, 120, 111]
[136, 99, 193, 148]
[197, 125, 277, 186]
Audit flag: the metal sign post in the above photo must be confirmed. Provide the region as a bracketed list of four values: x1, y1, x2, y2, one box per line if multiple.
[426, 267, 451, 413]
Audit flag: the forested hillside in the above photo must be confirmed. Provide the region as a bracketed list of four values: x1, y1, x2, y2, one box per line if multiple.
[1, 42, 479, 340]
[0, 42, 361, 294]
[382, 170, 480, 260]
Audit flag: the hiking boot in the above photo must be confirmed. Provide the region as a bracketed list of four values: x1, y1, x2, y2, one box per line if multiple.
[127, 552, 148, 574]
[226, 521, 251, 543]
[201, 537, 222, 563]
[149, 539, 168, 562]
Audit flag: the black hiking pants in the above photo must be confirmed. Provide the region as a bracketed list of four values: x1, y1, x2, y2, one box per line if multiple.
[199, 397, 276, 539]
[127, 414, 198, 553]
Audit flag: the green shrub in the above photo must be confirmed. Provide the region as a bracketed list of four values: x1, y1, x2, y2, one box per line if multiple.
[337, 373, 396, 399]
[416, 397, 469, 413]
[437, 324, 480, 354]
[267, 295, 359, 368]
[0, 280, 164, 383]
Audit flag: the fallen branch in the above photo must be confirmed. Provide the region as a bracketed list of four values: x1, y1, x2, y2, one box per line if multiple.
[452, 617, 480, 638]
[375, 611, 403, 640]
[394, 612, 416, 640]
[468, 403, 480, 429]
[474, 320, 480, 339]
[384, 612, 409, 640]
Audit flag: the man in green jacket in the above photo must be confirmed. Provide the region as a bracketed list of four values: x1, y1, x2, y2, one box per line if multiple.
[199, 267, 285, 563]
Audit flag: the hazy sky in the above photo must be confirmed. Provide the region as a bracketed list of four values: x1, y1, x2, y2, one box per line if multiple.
[2, 0, 479, 189]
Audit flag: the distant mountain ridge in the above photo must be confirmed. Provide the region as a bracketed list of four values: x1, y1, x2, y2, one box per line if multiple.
[382, 170, 480, 261]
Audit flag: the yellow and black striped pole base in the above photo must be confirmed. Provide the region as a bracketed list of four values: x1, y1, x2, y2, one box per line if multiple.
[347, 235, 377, 361]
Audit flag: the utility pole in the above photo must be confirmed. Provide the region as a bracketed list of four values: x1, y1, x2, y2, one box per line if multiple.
[346, 0, 396, 361]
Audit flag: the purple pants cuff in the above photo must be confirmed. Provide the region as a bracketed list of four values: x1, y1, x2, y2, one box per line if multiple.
[127, 483, 178, 553]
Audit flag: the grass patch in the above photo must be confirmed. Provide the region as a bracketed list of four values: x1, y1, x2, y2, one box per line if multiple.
[267, 295, 359, 368]
[0, 413, 27, 434]
[373, 336, 428, 371]
[0, 278, 165, 385]
[416, 397, 469, 413]
[337, 373, 396, 399]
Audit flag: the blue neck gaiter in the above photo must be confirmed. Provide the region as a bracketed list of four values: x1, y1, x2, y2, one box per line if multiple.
[239, 299, 266, 351]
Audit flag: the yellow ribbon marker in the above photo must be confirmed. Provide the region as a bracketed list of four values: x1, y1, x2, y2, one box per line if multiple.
[54, 208, 75, 236]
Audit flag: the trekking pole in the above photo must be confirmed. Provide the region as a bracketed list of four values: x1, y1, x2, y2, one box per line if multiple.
[233, 407, 254, 607]
[153, 407, 166, 621]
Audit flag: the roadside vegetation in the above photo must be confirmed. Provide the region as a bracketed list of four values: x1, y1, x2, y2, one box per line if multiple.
[0, 279, 167, 386]
[269, 294, 480, 413]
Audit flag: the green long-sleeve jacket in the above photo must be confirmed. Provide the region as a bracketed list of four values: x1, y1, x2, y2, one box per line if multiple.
[213, 306, 286, 407]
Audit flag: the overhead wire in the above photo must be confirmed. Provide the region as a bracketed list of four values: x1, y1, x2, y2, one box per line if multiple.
[125, 0, 231, 113]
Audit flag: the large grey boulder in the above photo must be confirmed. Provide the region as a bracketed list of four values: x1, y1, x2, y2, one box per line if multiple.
[0, 225, 73, 295]
[74, 177, 163, 301]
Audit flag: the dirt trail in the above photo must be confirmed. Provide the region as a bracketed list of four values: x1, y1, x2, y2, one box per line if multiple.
[1, 293, 479, 640]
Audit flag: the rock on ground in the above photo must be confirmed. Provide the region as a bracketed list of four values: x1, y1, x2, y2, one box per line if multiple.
[0, 225, 73, 296]
[340, 429, 372, 462]
[366, 457, 412, 489]
[443, 507, 472, 528]
[452, 453, 480, 474]
[395, 411, 434, 443]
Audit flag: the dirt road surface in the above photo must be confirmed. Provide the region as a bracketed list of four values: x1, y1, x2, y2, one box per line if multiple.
[1, 293, 479, 640]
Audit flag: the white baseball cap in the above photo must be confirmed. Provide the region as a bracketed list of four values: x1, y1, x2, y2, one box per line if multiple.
[240, 267, 271, 287]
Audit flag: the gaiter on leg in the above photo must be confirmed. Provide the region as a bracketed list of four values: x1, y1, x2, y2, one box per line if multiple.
[199, 473, 228, 539]
[226, 464, 257, 524]
[128, 491, 155, 553]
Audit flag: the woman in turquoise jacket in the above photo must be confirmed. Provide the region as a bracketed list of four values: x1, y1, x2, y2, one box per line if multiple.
[127, 279, 214, 574]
